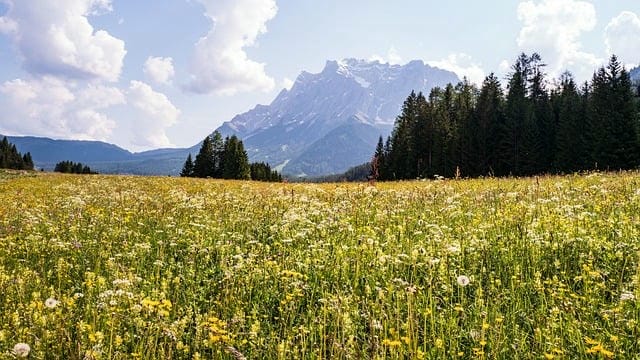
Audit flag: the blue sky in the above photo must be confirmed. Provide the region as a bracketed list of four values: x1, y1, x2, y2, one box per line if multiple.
[0, 0, 639, 151]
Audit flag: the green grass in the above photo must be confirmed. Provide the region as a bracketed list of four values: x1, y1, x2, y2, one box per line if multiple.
[0, 172, 639, 359]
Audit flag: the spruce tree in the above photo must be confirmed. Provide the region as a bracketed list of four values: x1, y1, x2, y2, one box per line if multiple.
[222, 136, 251, 180]
[471, 74, 504, 176]
[554, 73, 588, 172]
[193, 136, 216, 178]
[529, 60, 554, 173]
[501, 53, 538, 176]
[181, 154, 195, 177]
[211, 131, 225, 178]
[372, 136, 385, 180]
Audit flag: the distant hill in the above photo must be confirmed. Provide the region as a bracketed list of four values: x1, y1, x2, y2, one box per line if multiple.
[631, 66, 639, 82]
[4, 135, 191, 175]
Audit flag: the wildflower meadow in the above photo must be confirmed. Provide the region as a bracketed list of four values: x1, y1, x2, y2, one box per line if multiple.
[1, 170, 639, 359]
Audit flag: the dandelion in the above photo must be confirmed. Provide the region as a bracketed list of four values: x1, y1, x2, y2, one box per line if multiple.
[45, 297, 59, 309]
[457, 275, 470, 287]
[13, 343, 30, 357]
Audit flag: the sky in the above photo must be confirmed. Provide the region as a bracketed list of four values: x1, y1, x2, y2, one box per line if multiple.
[0, 0, 639, 152]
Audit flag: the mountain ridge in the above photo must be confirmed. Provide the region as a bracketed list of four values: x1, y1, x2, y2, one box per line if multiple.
[215, 58, 459, 175]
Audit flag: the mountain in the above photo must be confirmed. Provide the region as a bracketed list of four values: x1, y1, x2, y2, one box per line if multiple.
[216, 59, 459, 176]
[5, 135, 191, 174]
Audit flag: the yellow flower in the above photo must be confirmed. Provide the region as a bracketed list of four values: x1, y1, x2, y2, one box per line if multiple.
[382, 339, 402, 347]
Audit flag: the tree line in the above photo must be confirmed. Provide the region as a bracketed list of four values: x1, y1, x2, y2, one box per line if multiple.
[0, 137, 34, 170]
[54, 161, 97, 174]
[373, 54, 640, 180]
[181, 132, 281, 182]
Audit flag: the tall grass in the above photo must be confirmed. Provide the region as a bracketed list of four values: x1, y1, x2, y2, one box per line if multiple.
[0, 171, 639, 359]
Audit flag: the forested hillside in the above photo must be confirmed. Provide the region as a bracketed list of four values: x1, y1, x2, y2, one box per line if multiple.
[374, 54, 640, 180]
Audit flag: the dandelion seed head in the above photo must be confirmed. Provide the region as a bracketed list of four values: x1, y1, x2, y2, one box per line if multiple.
[13, 343, 30, 357]
[457, 275, 470, 287]
[45, 297, 59, 309]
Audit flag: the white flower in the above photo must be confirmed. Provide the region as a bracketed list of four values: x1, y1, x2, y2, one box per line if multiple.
[457, 275, 470, 287]
[44, 297, 59, 309]
[447, 245, 460, 253]
[620, 291, 635, 301]
[13, 343, 30, 357]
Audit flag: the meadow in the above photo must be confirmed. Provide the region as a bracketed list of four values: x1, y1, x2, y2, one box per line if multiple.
[0, 170, 639, 359]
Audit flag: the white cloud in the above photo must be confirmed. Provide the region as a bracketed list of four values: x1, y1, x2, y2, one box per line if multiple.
[128, 81, 181, 148]
[369, 46, 403, 65]
[516, 0, 601, 81]
[0, 77, 181, 150]
[499, 60, 511, 73]
[428, 53, 486, 85]
[0, 77, 124, 140]
[605, 11, 640, 67]
[0, 0, 126, 82]
[282, 77, 294, 90]
[186, 0, 277, 95]
[143, 56, 175, 85]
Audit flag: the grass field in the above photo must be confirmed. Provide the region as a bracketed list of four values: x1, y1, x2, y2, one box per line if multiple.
[0, 170, 639, 359]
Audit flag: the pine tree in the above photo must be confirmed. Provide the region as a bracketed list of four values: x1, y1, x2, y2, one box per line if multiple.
[471, 74, 504, 176]
[388, 91, 420, 179]
[193, 135, 216, 178]
[372, 136, 385, 180]
[501, 53, 538, 176]
[180, 154, 195, 177]
[554, 73, 588, 172]
[453, 79, 477, 177]
[222, 136, 251, 180]
[211, 131, 225, 178]
[589, 56, 640, 169]
[22, 153, 34, 170]
[529, 59, 554, 173]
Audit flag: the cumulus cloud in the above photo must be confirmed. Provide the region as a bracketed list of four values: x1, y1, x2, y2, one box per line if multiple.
[0, 0, 126, 82]
[281, 77, 294, 90]
[127, 81, 181, 148]
[516, 0, 601, 80]
[143, 56, 175, 85]
[428, 53, 486, 85]
[0, 77, 124, 140]
[369, 46, 403, 65]
[0, 77, 181, 149]
[605, 11, 640, 67]
[186, 0, 277, 95]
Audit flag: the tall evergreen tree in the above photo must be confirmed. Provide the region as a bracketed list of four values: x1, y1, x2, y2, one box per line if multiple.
[554, 73, 588, 172]
[453, 79, 477, 176]
[470, 74, 504, 176]
[388, 91, 420, 179]
[193, 135, 216, 178]
[501, 53, 536, 176]
[222, 136, 251, 180]
[211, 131, 225, 178]
[180, 154, 195, 177]
[529, 59, 554, 173]
[372, 136, 385, 180]
[590, 56, 640, 169]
